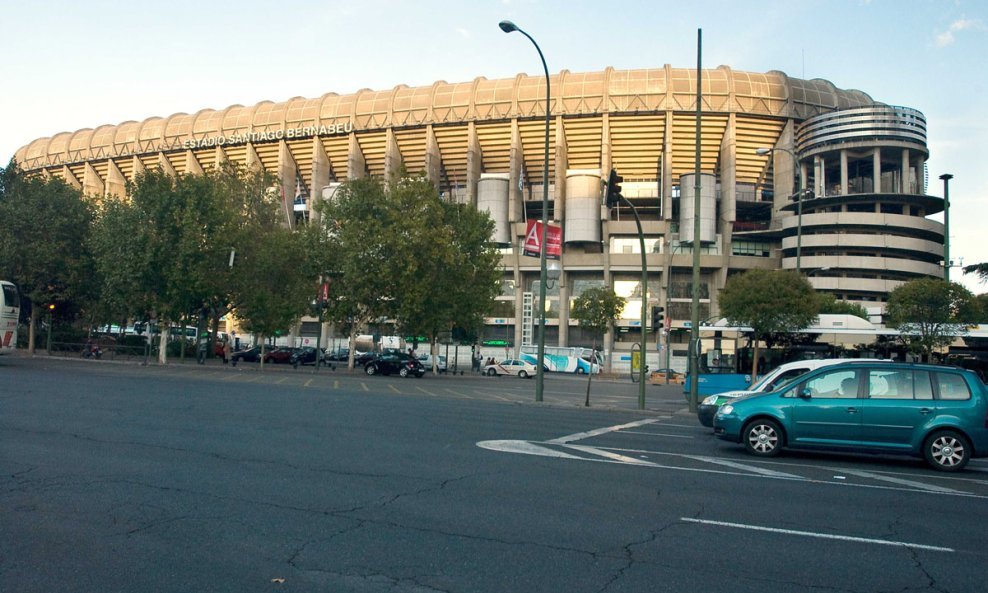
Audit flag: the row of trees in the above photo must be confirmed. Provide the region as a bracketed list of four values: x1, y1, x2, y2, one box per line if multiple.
[719, 269, 988, 378]
[0, 159, 502, 368]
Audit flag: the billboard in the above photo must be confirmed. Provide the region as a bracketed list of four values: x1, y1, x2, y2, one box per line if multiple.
[523, 220, 562, 259]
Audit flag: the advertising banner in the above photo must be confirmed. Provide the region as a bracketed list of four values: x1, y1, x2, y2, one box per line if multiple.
[523, 220, 562, 259]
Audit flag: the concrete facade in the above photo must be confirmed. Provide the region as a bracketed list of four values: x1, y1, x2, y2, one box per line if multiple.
[14, 66, 944, 371]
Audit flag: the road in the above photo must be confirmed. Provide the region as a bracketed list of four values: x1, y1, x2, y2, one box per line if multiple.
[2, 355, 986, 592]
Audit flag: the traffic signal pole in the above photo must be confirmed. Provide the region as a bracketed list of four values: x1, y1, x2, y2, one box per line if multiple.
[607, 169, 647, 409]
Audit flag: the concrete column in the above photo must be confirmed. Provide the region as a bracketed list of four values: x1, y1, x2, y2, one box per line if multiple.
[106, 159, 127, 198]
[83, 162, 105, 198]
[347, 133, 366, 180]
[245, 143, 261, 172]
[214, 146, 227, 169]
[720, 113, 737, 250]
[508, 120, 523, 224]
[310, 136, 331, 227]
[813, 155, 824, 197]
[277, 140, 296, 228]
[158, 153, 177, 176]
[662, 112, 673, 221]
[840, 150, 849, 195]
[384, 128, 402, 180]
[901, 148, 909, 194]
[424, 125, 441, 191]
[61, 166, 82, 190]
[465, 122, 482, 207]
[185, 150, 204, 176]
[553, 115, 567, 224]
[873, 148, 881, 193]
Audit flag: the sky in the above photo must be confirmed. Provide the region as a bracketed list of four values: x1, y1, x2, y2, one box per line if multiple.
[2, 0, 985, 292]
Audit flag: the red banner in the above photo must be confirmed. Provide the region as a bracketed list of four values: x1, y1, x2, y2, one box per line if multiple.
[523, 220, 562, 259]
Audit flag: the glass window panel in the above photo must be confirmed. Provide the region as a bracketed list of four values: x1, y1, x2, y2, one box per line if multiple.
[936, 373, 972, 401]
[805, 369, 858, 399]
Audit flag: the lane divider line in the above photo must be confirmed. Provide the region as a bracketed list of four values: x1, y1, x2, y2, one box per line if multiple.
[680, 517, 954, 553]
[547, 419, 659, 444]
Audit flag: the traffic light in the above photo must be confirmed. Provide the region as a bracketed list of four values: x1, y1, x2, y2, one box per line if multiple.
[605, 168, 624, 207]
[651, 306, 664, 332]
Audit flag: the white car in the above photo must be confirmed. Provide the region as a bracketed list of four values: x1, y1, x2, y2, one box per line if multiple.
[417, 353, 447, 373]
[484, 359, 537, 378]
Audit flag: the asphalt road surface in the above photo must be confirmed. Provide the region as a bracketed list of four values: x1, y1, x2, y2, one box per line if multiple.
[2, 355, 987, 592]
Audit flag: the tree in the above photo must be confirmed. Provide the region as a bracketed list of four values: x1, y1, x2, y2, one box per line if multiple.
[316, 172, 501, 372]
[963, 262, 988, 284]
[718, 269, 819, 381]
[815, 292, 870, 319]
[570, 287, 625, 406]
[886, 278, 975, 361]
[230, 226, 319, 368]
[0, 162, 94, 352]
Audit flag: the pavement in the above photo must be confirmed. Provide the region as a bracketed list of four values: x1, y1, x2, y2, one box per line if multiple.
[18, 349, 700, 417]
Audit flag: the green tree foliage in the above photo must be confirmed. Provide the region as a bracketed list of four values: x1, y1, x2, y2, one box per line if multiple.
[815, 292, 870, 319]
[571, 287, 625, 405]
[886, 278, 976, 360]
[230, 226, 320, 367]
[719, 269, 819, 380]
[316, 173, 501, 371]
[0, 161, 94, 352]
[90, 163, 286, 362]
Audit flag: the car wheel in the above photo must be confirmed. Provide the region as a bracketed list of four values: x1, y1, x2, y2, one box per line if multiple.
[365, 364, 377, 376]
[743, 419, 783, 457]
[486, 368, 497, 376]
[577, 367, 586, 375]
[519, 370, 528, 379]
[399, 367, 409, 378]
[924, 429, 971, 471]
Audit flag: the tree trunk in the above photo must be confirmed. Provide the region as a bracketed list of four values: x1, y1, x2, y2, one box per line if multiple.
[750, 342, 761, 386]
[158, 326, 169, 365]
[259, 335, 266, 370]
[348, 328, 358, 370]
[28, 306, 37, 354]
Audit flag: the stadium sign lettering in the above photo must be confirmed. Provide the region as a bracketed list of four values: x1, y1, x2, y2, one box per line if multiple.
[182, 122, 353, 149]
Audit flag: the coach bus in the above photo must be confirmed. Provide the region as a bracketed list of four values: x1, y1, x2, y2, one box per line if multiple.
[1, 280, 20, 355]
[519, 345, 602, 374]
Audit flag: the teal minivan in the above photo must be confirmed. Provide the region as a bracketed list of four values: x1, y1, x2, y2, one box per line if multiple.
[713, 362, 988, 471]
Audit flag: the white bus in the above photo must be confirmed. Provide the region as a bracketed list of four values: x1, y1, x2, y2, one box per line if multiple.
[1, 281, 20, 355]
[519, 345, 602, 374]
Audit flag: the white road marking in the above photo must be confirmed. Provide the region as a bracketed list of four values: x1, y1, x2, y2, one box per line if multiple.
[837, 468, 966, 494]
[546, 419, 660, 444]
[563, 444, 661, 466]
[680, 518, 954, 553]
[620, 430, 694, 439]
[681, 455, 806, 479]
[477, 440, 586, 460]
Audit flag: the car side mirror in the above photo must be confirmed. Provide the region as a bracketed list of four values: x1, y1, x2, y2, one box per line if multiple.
[799, 387, 813, 399]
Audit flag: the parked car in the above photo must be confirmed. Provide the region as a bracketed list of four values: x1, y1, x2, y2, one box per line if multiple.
[264, 347, 298, 364]
[325, 348, 350, 362]
[364, 352, 425, 378]
[417, 353, 447, 374]
[713, 361, 988, 471]
[290, 346, 327, 367]
[484, 359, 537, 378]
[230, 346, 263, 364]
[697, 358, 884, 427]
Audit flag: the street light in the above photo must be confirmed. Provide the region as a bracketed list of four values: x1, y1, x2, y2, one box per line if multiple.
[500, 19, 551, 403]
[940, 174, 953, 283]
[757, 147, 806, 272]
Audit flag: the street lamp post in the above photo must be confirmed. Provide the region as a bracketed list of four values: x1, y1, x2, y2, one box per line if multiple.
[757, 147, 805, 272]
[940, 174, 953, 283]
[500, 19, 551, 403]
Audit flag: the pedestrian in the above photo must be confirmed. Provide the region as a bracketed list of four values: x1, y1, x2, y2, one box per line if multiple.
[222, 339, 231, 364]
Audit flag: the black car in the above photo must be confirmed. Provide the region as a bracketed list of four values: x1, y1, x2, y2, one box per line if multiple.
[364, 352, 425, 378]
[290, 346, 327, 368]
[231, 346, 263, 364]
[325, 348, 350, 362]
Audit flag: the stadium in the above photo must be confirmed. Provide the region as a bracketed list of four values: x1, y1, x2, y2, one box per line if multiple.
[14, 65, 942, 368]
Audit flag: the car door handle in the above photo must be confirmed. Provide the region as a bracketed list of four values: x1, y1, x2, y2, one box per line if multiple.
[846, 407, 858, 414]
[919, 408, 933, 415]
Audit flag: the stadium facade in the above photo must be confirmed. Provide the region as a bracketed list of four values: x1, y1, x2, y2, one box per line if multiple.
[15, 66, 943, 368]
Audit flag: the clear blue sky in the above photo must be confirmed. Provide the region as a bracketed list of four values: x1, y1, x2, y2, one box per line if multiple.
[2, 0, 985, 292]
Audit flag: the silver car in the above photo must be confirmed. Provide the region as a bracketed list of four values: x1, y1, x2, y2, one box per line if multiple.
[484, 359, 537, 378]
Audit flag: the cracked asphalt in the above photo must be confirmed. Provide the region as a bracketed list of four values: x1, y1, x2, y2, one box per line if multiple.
[2, 355, 986, 592]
